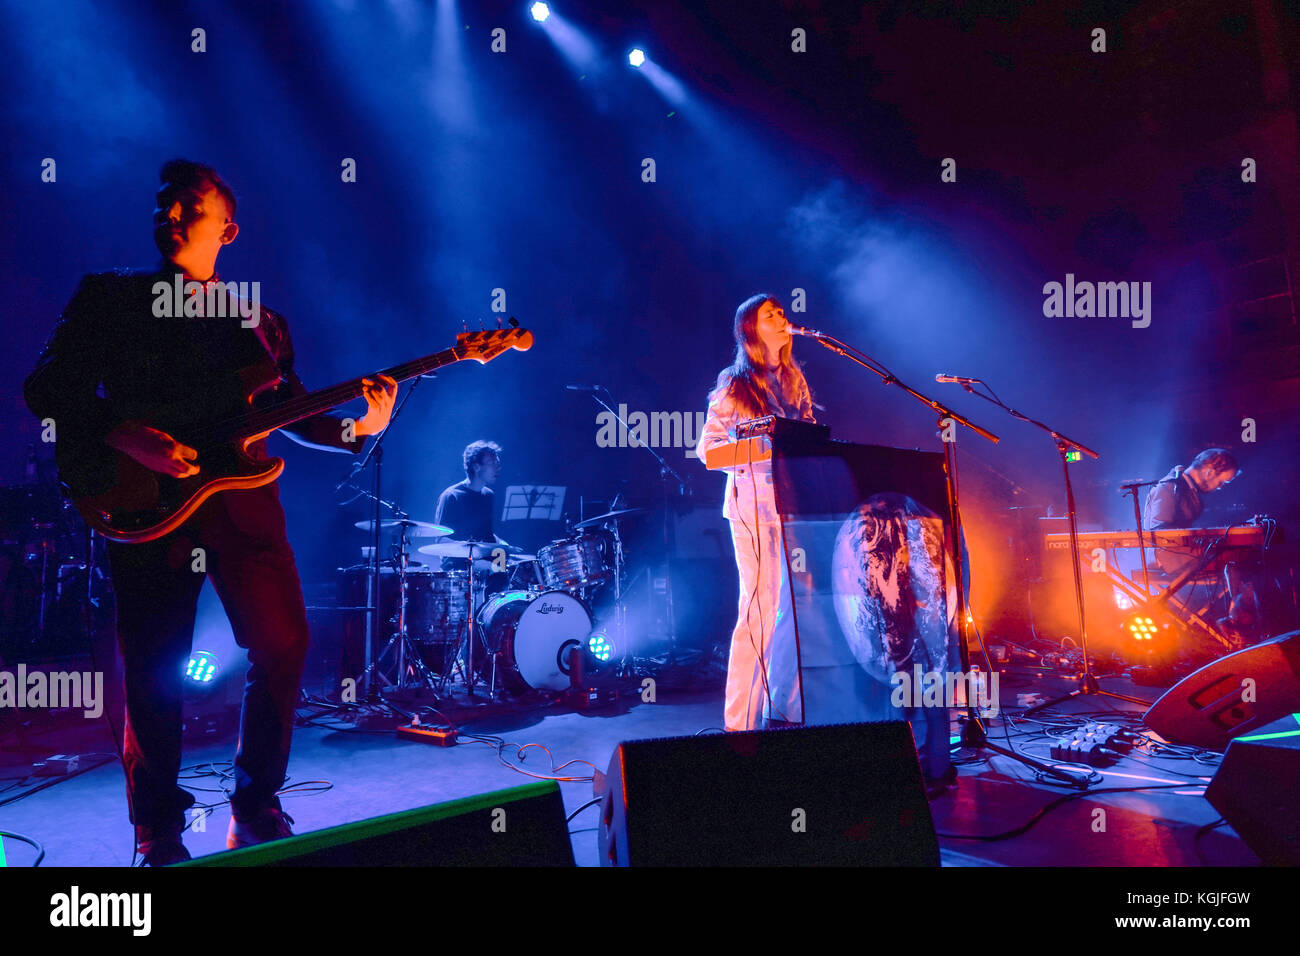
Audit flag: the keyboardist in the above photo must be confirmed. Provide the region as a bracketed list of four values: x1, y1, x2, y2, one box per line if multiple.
[1143, 447, 1240, 575]
[1144, 448, 1239, 531]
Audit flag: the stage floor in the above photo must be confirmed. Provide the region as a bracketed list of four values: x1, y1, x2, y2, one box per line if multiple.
[0, 674, 1259, 867]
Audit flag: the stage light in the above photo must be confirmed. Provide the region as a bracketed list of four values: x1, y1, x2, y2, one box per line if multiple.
[530, 2, 550, 22]
[1124, 615, 1161, 642]
[1121, 612, 1181, 685]
[186, 651, 219, 685]
[628, 48, 645, 68]
[588, 630, 614, 663]
[1113, 586, 1134, 611]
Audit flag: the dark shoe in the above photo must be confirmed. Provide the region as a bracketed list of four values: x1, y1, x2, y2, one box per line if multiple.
[137, 825, 191, 866]
[227, 808, 295, 849]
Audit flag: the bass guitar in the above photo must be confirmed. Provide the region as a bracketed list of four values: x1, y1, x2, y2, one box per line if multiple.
[73, 323, 532, 542]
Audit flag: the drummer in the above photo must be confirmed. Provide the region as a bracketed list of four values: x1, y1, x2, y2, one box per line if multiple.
[435, 440, 510, 592]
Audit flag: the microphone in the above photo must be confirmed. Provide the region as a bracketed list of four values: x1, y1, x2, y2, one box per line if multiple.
[565, 384, 607, 393]
[1118, 479, 1159, 494]
[787, 325, 825, 338]
[935, 374, 980, 384]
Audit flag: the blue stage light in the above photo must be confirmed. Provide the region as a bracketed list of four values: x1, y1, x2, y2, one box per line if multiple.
[628, 48, 645, 68]
[185, 651, 219, 684]
[588, 631, 614, 663]
[530, 2, 550, 22]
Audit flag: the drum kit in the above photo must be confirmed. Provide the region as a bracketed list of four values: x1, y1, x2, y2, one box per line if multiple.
[0, 478, 109, 661]
[342, 507, 643, 700]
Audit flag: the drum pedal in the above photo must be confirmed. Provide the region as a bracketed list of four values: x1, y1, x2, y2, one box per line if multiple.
[396, 722, 459, 746]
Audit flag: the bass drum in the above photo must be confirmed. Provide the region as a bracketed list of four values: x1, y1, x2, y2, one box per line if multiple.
[477, 589, 592, 695]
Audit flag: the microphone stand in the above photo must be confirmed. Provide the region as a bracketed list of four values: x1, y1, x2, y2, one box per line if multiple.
[1119, 480, 1160, 597]
[581, 386, 691, 664]
[939, 378, 1147, 712]
[799, 330, 997, 751]
[335, 374, 430, 701]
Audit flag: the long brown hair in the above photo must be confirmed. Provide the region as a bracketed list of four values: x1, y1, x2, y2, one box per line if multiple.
[707, 293, 814, 420]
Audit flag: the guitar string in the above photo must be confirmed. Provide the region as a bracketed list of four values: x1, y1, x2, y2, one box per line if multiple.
[182, 335, 510, 449]
[191, 346, 460, 446]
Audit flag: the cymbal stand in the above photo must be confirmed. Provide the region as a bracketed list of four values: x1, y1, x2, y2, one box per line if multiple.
[610, 519, 627, 666]
[348, 517, 443, 697]
[586, 511, 629, 672]
[389, 517, 442, 693]
[580, 386, 691, 662]
[460, 540, 483, 698]
[334, 373, 429, 700]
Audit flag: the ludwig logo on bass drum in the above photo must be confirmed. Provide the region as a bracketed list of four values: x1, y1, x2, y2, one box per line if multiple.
[536, 602, 565, 614]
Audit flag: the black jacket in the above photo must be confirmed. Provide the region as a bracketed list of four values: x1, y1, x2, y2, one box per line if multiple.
[24, 266, 359, 495]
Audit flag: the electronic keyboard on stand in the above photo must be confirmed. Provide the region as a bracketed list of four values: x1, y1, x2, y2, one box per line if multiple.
[702, 416, 831, 471]
[1044, 519, 1276, 652]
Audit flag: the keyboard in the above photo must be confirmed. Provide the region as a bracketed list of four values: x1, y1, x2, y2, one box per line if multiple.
[703, 417, 830, 471]
[1044, 526, 1266, 551]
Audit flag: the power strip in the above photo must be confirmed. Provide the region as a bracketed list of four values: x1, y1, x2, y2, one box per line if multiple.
[396, 724, 459, 746]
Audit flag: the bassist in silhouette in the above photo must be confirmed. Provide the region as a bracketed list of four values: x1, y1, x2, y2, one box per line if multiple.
[24, 160, 397, 864]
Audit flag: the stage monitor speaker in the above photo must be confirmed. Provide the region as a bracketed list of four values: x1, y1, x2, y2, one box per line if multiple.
[178, 781, 573, 866]
[598, 721, 939, 866]
[1144, 630, 1300, 750]
[1205, 713, 1300, 865]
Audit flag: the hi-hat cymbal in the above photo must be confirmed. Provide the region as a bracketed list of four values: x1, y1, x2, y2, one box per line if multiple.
[416, 540, 524, 559]
[573, 507, 645, 529]
[354, 518, 453, 538]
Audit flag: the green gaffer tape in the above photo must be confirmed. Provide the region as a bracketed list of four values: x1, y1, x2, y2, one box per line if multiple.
[175, 779, 561, 867]
[1238, 713, 1300, 742]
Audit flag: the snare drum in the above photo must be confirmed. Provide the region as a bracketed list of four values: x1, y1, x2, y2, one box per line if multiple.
[508, 557, 545, 592]
[476, 589, 592, 694]
[537, 532, 613, 590]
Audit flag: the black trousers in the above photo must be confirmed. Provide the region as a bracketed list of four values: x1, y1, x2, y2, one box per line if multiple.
[106, 483, 309, 833]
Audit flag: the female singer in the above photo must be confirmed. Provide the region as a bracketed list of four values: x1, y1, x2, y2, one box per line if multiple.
[695, 293, 816, 731]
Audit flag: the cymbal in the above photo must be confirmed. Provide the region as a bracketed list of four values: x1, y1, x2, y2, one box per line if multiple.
[354, 518, 453, 538]
[416, 540, 524, 559]
[573, 507, 645, 529]
[338, 559, 426, 572]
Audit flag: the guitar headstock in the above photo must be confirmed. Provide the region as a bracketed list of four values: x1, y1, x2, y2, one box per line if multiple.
[456, 323, 534, 364]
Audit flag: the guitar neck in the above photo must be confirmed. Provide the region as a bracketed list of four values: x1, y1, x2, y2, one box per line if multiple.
[206, 325, 531, 444]
[233, 346, 459, 440]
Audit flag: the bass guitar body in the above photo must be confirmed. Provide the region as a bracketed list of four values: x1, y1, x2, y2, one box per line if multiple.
[77, 434, 284, 543]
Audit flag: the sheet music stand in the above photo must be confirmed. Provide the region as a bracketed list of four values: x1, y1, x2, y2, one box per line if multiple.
[501, 485, 566, 522]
